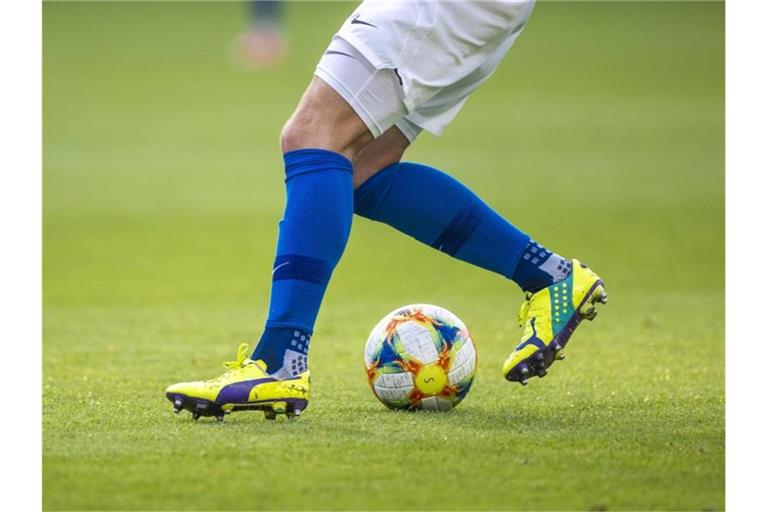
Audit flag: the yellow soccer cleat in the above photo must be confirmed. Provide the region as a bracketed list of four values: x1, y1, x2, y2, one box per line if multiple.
[502, 259, 607, 385]
[165, 343, 309, 421]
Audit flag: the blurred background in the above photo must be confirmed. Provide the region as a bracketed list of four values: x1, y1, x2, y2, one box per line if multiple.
[43, 1, 724, 510]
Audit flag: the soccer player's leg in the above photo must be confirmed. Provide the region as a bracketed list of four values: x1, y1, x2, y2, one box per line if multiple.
[353, 158, 608, 386]
[165, 35, 413, 420]
[165, 76, 378, 420]
[353, 140, 607, 385]
[352, 125, 411, 189]
[347, 4, 607, 386]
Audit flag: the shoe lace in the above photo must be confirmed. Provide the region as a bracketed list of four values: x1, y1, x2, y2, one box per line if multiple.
[201, 343, 254, 388]
[517, 292, 534, 328]
[222, 342, 251, 370]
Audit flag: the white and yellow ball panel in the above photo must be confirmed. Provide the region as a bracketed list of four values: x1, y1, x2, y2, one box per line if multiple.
[372, 371, 414, 408]
[448, 338, 476, 386]
[363, 304, 476, 411]
[419, 396, 455, 411]
[395, 320, 440, 364]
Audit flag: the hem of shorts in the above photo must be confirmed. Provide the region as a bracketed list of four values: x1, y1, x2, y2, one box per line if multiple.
[336, 33, 423, 114]
[404, 112, 444, 137]
[332, 35, 447, 139]
[314, 66, 384, 138]
[393, 119, 421, 143]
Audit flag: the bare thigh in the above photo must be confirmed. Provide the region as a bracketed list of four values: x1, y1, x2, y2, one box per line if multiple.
[280, 77, 375, 161]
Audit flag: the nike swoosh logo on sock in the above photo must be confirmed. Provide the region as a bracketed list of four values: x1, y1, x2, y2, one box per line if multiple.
[272, 261, 291, 275]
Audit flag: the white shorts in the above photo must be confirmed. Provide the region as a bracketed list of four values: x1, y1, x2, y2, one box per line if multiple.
[314, 0, 536, 141]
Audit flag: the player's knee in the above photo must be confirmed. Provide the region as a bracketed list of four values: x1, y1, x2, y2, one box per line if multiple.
[280, 111, 361, 157]
[280, 116, 310, 154]
[280, 82, 374, 158]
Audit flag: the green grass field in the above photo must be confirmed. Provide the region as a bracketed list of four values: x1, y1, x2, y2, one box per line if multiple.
[43, 1, 724, 510]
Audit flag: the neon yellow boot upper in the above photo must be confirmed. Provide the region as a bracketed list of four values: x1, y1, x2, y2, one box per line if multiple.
[165, 343, 309, 419]
[502, 259, 607, 383]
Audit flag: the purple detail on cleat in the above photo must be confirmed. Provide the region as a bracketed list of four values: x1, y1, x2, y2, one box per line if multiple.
[285, 398, 308, 411]
[215, 378, 275, 404]
[514, 319, 548, 352]
[166, 392, 186, 404]
[577, 280, 604, 310]
[229, 397, 309, 415]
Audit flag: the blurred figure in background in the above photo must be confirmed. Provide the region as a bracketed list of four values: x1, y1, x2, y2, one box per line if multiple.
[235, 1, 287, 70]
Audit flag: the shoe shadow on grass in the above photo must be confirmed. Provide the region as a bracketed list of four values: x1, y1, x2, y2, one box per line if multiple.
[163, 395, 607, 438]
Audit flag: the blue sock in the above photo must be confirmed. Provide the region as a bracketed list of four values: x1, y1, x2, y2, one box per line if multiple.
[512, 239, 572, 293]
[252, 149, 353, 376]
[354, 162, 569, 293]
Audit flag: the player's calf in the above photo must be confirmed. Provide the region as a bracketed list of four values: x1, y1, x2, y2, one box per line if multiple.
[352, 126, 410, 189]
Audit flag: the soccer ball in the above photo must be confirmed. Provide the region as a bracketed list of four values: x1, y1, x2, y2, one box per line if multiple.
[363, 304, 476, 411]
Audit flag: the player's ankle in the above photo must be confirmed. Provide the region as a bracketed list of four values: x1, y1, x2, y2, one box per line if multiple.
[512, 240, 572, 293]
[251, 327, 311, 377]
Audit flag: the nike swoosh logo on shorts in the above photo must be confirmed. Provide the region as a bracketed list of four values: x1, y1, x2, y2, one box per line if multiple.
[351, 15, 377, 28]
[324, 50, 353, 58]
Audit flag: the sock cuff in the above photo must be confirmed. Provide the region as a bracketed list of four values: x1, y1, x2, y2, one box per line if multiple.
[504, 236, 532, 279]
[252, 327, 311, 374]
[263, 321, 314, 334]
[353, 162, 400, 219]
[259, 326, 311, 344]
[284, 148, 353, 181]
